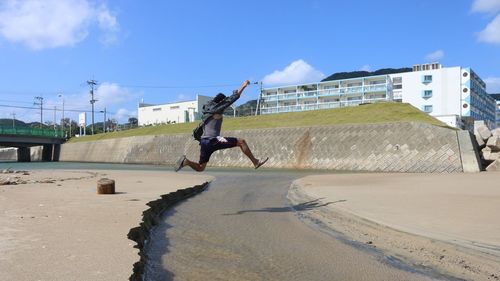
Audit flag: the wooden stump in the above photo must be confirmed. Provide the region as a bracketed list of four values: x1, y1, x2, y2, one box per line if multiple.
[97, 178, 115, 194]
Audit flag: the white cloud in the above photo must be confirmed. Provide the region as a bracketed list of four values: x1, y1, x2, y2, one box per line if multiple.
[0, 0, 119, 50]
[360, 65, 371, 71]
[176, 94, 194, 102]
[96, 4, 120, 46]
[114, 108, 137, 123]
[478, 14, 500, 44]
[47, 83, 139, 122]
[94, 82, 136, 107]
[262, 59, 325, 85]
[471, 0, 500, 14]
[424, 50, 444, 62]
[485, 77, 500, 92]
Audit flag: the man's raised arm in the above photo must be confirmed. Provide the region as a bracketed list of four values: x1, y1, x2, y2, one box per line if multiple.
[235, 80, 251, 97]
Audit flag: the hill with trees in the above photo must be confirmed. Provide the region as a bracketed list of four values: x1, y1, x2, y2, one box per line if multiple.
[321, 67, 412, 82]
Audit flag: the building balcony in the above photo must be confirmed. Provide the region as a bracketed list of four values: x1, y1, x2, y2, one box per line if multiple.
[277, 93, 297, 101]
[262, 96, 278, 102]
[260, 97, 389, 114]
[261, 84, 388, 103]
[364, 84, 387, 92]
[318, 89, 341, 96]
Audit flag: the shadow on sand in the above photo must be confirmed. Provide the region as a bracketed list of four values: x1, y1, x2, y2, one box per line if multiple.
[222, 198, 346, 216]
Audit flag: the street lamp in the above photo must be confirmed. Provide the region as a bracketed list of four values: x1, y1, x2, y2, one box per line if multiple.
[58, 94, 65, 132]
[99, 108, 107, 133]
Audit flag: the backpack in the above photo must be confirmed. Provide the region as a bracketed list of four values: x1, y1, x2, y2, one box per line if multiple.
[192, 122, 204, 142]
[192, 115, 212, 142]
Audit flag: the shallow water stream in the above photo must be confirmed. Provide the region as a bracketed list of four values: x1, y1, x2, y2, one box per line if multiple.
[145, 170, 444, 281]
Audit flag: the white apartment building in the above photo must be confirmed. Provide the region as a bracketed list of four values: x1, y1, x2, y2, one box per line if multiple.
[491, 93, 500, 128]
[138, 95, 211, 126]
[259, 75, 393, 115]
[389, 63, 496, 129]
[258, 63, 496, 130]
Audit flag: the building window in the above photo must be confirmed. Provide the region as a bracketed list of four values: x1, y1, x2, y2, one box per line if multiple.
[170, 106, 180, 109]
[393, 77, 402, 84]
[393, 84, 402, 89]
[422, 75, 432, 83]
[422, 90, 433, 98]
[153, 107, 162, 111]
[422, 105, 433, 113]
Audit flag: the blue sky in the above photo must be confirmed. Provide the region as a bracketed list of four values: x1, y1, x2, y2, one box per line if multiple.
[0, 0, 499, 123]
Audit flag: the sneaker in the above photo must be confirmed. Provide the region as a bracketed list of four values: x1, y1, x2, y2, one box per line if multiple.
[254, 157, 269, 170]
[174, 155, 186, 172]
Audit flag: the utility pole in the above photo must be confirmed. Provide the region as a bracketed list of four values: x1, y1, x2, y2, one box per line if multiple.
[53, 106, 57, 133]
[34, 96, 44, 128]
[104, 108, 107, 133]
[11, 113, 16, 129]
[87, 79, 98, 135]
[230, 104, 236, 118]
[254, 81, 262, 116]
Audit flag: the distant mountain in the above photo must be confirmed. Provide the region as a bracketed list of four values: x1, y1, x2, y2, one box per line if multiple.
[222, 99, 258, 117]
[321, 67, 412, 82]
[0, 119, 53, 129]
[236, 99, 258, 116]
[0, 119, 28, 128]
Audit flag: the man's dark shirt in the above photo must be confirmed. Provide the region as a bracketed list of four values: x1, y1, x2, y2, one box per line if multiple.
[201, 91, 239, 139]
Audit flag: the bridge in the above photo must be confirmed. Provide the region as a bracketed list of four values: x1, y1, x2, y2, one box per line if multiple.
[0, 126, 66, 162]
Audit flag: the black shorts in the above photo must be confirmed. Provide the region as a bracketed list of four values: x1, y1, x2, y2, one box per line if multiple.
[199, 137, 238, 164]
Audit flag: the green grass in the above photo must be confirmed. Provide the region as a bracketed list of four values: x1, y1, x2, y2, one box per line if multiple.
[67, 102, 450, 143]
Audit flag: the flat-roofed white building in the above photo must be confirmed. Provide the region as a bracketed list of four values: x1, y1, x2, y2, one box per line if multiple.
[138, 95, 211, 126]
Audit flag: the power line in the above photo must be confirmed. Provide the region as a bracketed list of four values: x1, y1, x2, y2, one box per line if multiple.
[0, 80, 260, 94]
[0, 103, 115, 114]
[0, 99, 37, 105]
[118, 83, 242, 89]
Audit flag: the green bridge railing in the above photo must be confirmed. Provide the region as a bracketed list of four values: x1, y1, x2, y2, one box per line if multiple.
[0, 126, 65, 138]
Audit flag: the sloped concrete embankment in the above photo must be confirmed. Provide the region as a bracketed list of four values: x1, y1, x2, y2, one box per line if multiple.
[60, 122, 479, 173]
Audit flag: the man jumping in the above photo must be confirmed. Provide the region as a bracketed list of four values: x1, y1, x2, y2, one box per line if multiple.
[174, 80, 268, 172]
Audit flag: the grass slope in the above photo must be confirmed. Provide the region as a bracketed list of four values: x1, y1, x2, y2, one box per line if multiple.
[67, 103, 449, 143]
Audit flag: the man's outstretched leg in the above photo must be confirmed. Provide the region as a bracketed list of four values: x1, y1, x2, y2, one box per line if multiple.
[237, 138, 268, 169]
[174, 155, 207, 172]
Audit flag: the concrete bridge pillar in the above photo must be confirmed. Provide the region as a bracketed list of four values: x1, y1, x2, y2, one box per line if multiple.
[41, 144, 60, 162]
[17, 147, 31, 162]
[42, 145, 53, 161]
[53, 144, 60, 162]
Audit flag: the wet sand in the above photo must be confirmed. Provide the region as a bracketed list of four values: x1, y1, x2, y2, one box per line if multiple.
[0, 169, 211, 281]
[290, 172, 500, 281]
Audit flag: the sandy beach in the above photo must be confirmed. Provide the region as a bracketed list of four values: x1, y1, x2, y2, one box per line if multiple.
[0, 169, 212, 281]
[289, 172, 500, 281]
[3, 168, 500, 281]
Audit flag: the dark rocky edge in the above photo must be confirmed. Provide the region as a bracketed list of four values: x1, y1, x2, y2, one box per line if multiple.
[127, 182, 210, 281]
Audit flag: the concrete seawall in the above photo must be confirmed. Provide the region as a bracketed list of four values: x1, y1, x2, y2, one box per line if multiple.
[60, 122, 480, 173]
